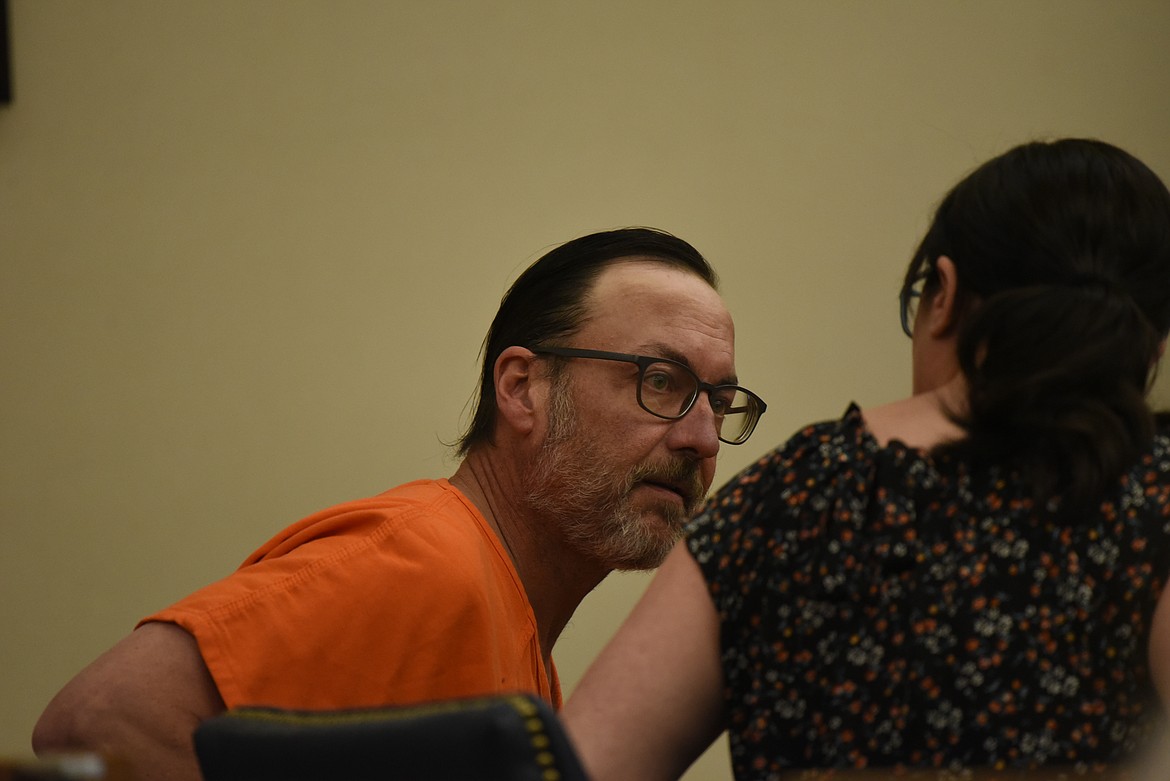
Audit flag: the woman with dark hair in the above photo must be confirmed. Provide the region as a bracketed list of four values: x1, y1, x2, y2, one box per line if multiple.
[563, 139, 1170, 780]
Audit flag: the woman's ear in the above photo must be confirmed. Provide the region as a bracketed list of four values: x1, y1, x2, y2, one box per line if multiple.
[925, 255, 962, 338]
[493, 346, 541, 437]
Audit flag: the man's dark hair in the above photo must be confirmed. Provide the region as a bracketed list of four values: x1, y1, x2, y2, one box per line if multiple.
[456, 227, 717, 456]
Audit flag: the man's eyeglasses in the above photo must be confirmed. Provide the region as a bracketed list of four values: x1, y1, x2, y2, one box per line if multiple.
[531, 346, 767, 445]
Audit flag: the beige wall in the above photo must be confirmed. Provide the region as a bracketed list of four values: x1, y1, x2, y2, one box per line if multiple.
[3, 2, 1170, 778]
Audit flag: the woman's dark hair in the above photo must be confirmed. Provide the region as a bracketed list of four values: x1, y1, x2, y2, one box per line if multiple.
[900, 138, 1170, 514]
[456, 227, 717, 456]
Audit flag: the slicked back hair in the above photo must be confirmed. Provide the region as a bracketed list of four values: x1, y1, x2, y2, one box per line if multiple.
[456, 227, 717, 457]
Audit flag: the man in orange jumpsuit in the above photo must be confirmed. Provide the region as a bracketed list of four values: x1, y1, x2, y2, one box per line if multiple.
[33, 227, 766, 781]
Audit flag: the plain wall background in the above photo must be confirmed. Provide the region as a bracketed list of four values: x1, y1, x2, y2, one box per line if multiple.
[3, 2, 1170, 778]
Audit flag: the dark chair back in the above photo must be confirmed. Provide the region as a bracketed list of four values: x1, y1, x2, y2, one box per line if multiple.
[194, 693, 588, 781]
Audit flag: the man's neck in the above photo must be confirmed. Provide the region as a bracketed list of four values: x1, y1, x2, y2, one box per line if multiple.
[449, 451, 609, 665]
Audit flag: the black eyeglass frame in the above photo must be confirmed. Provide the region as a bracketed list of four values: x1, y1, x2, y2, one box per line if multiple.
[531, 346, 767, 445]
[899, 268, 934, 338]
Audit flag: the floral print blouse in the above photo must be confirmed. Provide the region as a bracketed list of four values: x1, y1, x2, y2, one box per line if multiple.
[687, 404, 1170, 779]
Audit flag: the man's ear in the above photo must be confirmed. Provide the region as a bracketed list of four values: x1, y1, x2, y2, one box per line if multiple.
[926, 255, 962, 338]
[493, 346, 541, 437]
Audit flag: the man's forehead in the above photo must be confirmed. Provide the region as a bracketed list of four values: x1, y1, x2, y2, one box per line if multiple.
[587, 260, 717, 308]
[592, 256, 702, 285]
[579, 260, 736, 377]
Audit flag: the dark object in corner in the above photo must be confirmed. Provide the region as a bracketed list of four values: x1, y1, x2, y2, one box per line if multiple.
[0, 0, 10, 104]
[194, 693, 589, 781]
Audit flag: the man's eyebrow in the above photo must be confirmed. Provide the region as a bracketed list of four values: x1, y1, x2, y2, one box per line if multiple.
[640, 343, 739, 386]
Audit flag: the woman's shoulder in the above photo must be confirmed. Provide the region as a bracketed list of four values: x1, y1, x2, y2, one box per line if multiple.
[701, 396, 965, 521]
[861, 391, 966, 451]
[707, 403, 878, 505]
[752, 403, 870, 467]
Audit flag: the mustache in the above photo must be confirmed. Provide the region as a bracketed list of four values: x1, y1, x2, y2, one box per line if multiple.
[628, 457, 706, 510]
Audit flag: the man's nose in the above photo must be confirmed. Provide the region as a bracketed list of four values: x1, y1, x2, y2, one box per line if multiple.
[666, 391, 722, 460]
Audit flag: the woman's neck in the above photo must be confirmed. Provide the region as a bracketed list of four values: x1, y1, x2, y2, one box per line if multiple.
[862, 376, 968, 450]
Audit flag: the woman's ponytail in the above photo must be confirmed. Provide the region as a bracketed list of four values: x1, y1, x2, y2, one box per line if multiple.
[906, 138, 1170, 516]
[939, 278, 1162, 515]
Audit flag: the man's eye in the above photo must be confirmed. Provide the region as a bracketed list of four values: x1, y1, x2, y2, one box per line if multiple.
[709, 394, 732, 416]
[644, 371, 673, 392]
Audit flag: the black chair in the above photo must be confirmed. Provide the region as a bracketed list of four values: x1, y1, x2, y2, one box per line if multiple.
[193, 693, 589, 781]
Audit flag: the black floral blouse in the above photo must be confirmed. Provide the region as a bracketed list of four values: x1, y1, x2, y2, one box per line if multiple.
[687, 404, 1170, 779]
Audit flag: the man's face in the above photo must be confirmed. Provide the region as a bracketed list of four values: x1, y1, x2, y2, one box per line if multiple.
[522, 259, 738, 571]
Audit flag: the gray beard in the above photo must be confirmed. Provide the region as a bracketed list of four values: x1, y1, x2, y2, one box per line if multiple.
[522, 377, 700, 571]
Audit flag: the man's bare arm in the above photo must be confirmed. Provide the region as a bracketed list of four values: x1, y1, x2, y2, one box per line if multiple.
[33, 622, 225, 781]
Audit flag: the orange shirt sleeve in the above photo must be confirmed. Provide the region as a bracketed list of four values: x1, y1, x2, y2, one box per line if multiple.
[141, 480, 560, 710]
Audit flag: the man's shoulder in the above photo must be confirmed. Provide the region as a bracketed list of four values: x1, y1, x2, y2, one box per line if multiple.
[149, 479, 509, 624]
[365, 478, 493, 547]
[285, 479, 473, 538]
[334, 479, 507, 576]
[221, 479, 485, 575]
[342, 477, 464, 517]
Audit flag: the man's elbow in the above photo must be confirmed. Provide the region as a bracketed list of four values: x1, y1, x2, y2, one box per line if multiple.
[32, 692, 116, 757]
[31, 706, 66, 755]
